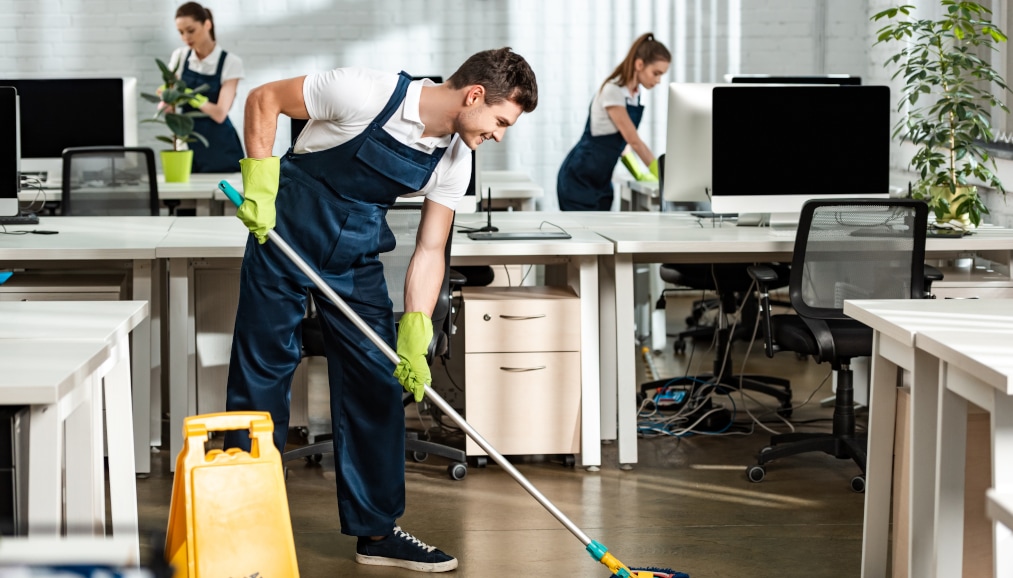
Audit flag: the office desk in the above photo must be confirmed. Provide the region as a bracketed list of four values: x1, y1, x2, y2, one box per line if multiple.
[0, 339, 110, 538]
[597, 218, 1013, 469]
[476, 171, 543, 212]
[0, 216, 174, 474]
[0, 300, 149, 556]
[17, 173, 239, 216]
[843, 299, 1013, 578]
[159, 213, 614, 469]
[918, 323, 1013, 577]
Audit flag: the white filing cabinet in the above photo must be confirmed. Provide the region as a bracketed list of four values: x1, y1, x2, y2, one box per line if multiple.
[461, 286, 580, 459]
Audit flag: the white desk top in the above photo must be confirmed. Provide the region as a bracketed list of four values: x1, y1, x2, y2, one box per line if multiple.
[0, 216, 175, 260]
[0, 340, 110, 404]
[918, 329, 1013, 395]
[844, 298, 1013, 348]
[157, 215, 248, 259]
[0, 301, 149, 341]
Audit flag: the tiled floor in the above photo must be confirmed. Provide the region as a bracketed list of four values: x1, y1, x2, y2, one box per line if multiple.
[133, 294, 871, 577]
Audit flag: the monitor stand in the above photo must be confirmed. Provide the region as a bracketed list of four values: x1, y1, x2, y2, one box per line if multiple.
[735, 212, 769, 227]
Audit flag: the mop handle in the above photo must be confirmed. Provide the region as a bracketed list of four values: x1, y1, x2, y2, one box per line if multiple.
[218, 180, 594, 547]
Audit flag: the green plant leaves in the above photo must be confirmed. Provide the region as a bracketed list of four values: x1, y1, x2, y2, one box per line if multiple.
[145, 57, 209, 151]
[873, 1, 1010, 223]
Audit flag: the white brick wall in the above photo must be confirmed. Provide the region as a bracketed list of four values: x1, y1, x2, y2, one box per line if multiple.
[2, 0, 873, 210]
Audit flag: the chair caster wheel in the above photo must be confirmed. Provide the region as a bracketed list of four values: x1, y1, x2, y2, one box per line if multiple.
[412, 451, 428, 463]
[305, 453, 323, 464]
[562, 454, 576, 468]
[674, 339, 687, 354]
[471, 456, 488, 468]
[746, 465, 766, 483]
[447, 462, 467, 480]
[851, 475, 866, 493]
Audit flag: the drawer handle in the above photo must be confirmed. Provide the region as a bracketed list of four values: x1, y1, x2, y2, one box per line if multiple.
[497, 314, 546, 320]
[499, 366, 546, 372]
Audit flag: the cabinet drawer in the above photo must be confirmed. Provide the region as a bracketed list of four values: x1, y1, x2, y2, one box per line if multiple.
[463, 286, 579, 353]
[464, 351, 580, 456]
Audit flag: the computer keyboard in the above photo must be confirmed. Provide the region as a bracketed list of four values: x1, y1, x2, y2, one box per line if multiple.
[0, 212, 40, 226]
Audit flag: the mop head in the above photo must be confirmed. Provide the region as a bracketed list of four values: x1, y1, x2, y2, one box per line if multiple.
[610, 569, 688, 578]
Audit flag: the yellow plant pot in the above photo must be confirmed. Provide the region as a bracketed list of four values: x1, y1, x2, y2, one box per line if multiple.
[161, 150, 194, 183]
[928, 185, 976, 228]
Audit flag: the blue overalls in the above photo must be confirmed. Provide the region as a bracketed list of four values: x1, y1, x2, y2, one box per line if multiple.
[556, 96, 644, 211]
[224, 72, 446, 537]
[181, 49, 245, 173]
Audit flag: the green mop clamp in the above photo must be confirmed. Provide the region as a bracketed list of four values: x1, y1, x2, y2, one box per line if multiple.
[218, 179, 680, 578]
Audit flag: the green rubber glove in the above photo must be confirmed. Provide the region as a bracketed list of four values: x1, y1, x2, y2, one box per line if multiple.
[393, 312, 433, 402]
[620, 152, 657, 182]
[236, 157, 280, 244]
[648, 158, 660, 180]
[188, 93, 209, 109]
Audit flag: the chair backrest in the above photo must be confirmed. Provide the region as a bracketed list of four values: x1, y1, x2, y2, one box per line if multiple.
[61, 146, 159, 216]
[789, 198, 928, 320]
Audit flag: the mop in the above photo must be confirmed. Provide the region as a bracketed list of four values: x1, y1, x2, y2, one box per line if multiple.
[219, 180, 682, 578]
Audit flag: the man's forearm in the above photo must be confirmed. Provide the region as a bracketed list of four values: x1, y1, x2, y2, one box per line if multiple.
[403, 246, 443, 318]
[244, 86, 279, 159]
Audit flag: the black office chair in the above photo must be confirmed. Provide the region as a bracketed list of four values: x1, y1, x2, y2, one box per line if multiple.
[645, 153, 794, 413]
[282, 205, 469, 480]
[60, 146, 160, 216]
[745, 198, 940, 492]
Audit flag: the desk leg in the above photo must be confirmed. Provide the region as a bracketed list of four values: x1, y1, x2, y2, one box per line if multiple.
[572, 256, 601, 470]
[168, 257, 196, 472]
[598, 255, 617, 443]
[64, 373, 101, 535]
[614, 254, 638, 468]
[27, 403, 62, 536]
[994, 392, 1013, 577]
[933, 363, 968, 578]
[862, 332, 898, 578]
[104, 339, 141, 560]
[909, 347, 941, 578]
[131, 259, 153, 475]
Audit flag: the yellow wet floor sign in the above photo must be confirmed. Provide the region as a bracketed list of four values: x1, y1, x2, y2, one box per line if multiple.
[165, 412, 299, 577]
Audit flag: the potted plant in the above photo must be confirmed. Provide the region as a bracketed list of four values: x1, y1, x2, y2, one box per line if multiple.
[873, 0, 1010, 228]
[140, 58, 210, 183]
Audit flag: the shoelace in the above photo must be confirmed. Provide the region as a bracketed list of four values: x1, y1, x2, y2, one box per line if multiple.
[393, 526, 437, 553]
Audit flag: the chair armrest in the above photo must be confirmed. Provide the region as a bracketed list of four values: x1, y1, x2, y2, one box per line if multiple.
[747, 264, 779, 289]
[923, 264, 944, 298]
[747, 265, 778, 358]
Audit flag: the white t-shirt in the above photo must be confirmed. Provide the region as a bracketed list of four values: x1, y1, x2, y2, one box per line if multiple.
[168, 45, 244, 83]
[589, 81, 640, 137]
[296, 67, 471, 211]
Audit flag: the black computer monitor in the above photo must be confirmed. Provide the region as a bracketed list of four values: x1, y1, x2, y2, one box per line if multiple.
[0, 86, 19, 217]
[727, 74, 862, 85]
[709, 84, 891, 222]
[0, 78, 137, 186]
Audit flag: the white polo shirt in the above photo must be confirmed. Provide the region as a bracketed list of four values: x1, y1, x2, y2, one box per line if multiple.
[589, 81, 640, 137]
[168, 45, 244, 82]
[296, 67, 471, 211]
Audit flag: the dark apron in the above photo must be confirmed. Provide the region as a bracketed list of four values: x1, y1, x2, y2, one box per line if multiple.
[181, 49, 245, 173]
[557, 97, 644, 211]
[225, 71, 446, 536]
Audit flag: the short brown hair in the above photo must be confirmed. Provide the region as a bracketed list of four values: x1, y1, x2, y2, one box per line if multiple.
[446, 48, 538, 113]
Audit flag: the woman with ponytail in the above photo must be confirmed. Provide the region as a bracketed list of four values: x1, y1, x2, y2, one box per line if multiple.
[164, 1, 245, 173]
[557, 33, 670, 211]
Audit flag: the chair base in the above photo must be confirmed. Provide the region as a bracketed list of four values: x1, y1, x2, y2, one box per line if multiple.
[747, 432, 867, 493]
[746, 368, 865, 492]
[281, 432, 469, 481]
